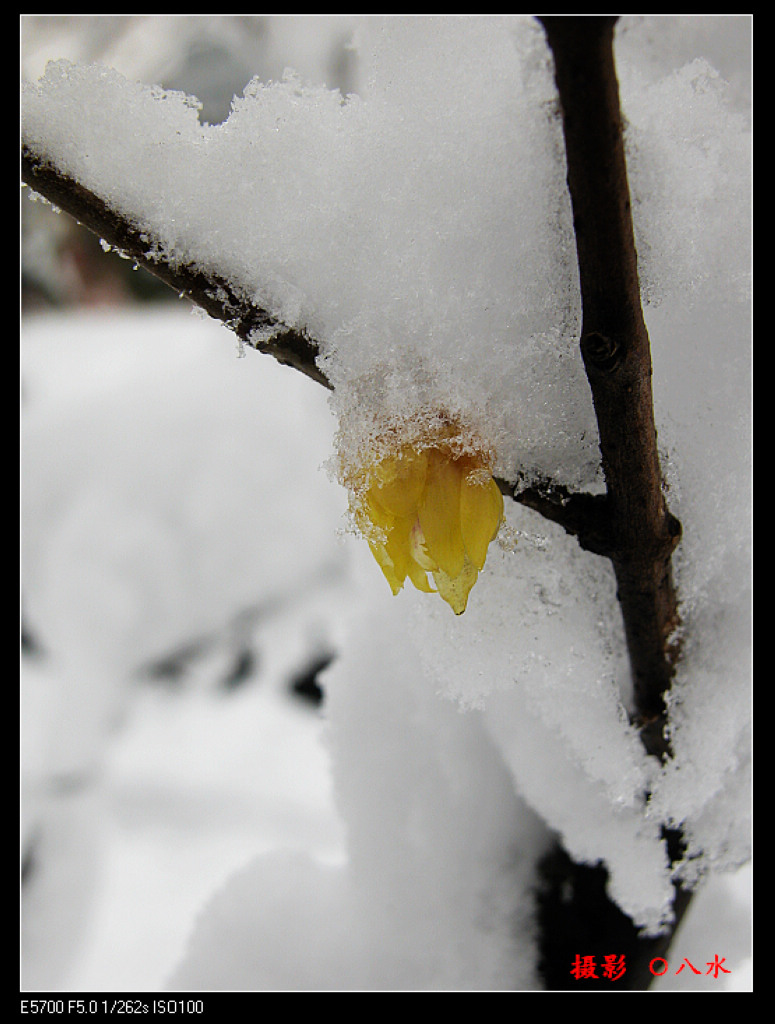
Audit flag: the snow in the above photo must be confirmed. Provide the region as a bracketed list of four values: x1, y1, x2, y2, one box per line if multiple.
[21, 307, 350, 989]
[22, 17, 597, 492]
[170, 595, 548, 991]
[22, 666, 345, 992]
[22, 15, 751, 992]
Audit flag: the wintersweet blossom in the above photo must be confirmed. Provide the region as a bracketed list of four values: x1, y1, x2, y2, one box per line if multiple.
[352, 433, 504, 614]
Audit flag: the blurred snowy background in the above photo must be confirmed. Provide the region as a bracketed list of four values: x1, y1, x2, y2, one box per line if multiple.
[21, 15, 751, 992]
[21, 15, 362, 992]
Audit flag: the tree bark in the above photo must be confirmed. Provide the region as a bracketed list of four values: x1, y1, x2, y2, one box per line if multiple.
[535, 15, 689, 991]
[537, 15, 682, 750]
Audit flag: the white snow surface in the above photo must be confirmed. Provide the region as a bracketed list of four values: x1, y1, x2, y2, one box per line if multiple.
[22, 15, 751, 992]
[21, 302, 751, 991]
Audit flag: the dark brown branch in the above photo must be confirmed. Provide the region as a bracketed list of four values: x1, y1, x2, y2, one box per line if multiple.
[538, 16, 682, 743]
[497, 475, 613, 558]
[21, 145, 331, 390]
[535, 834, 694, 990]
[534, 15, 690, 992]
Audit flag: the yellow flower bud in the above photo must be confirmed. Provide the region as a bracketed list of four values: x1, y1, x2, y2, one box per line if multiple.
[351, 429, 504, 614]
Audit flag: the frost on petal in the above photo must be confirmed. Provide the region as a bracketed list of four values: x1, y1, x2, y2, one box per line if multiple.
[360, 491, 392, 536]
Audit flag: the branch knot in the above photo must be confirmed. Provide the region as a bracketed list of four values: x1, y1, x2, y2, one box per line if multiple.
[581, 331, 621, 374]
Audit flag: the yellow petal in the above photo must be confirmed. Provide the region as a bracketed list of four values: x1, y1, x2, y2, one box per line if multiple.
[432, 557, 479, 615]
[409, 518, 436, 572]
[407, 558, 435, 594]
[460, 474, 504, 570]
[351, 429, 501, 612]
[368, 538, 404, 595]
[370, 447, 428, 519]
[418, 449, 466, 578]
[369, 512, 423, 594]
[385, 516, 415, 578]
[360, 490, 394, 535]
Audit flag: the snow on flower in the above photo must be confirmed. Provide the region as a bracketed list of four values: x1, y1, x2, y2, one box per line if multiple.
[344, 419, 504, 614]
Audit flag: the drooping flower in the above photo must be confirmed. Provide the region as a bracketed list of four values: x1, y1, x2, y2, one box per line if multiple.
[351, 429, 504, 614]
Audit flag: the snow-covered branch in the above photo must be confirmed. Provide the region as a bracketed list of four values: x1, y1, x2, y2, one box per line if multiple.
[21, 26, 682, 754]
[21, 143, 612, 545]
[22, 146, 331, 390]
[19, 16, 702, 763]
